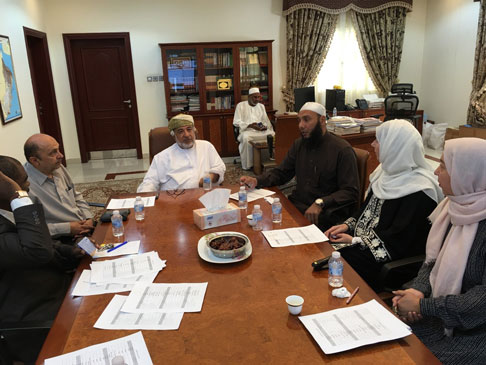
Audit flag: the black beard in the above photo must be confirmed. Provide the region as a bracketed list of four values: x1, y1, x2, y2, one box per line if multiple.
[303, 122, 323, 148]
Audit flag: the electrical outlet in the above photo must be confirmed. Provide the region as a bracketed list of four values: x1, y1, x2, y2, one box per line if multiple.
[147, 76, 153, 82]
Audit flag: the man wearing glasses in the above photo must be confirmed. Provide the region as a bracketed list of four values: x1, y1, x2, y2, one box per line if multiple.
[137, 114, 226, 192]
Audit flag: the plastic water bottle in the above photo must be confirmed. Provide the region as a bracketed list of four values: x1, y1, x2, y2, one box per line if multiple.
[238, 186, 248, 209]
[134, 196, 145, 221]
[111, 210, 124, 237]
[332, 107, 338, 117]
[252, 204, 263, 231]
[328, 251, 344, 287]
[203, 173, 211, 190]
[271, 197, 282, 223]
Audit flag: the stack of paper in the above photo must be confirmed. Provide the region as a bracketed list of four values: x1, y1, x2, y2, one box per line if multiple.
[363, 93, 385, 109]
[72, 251, 166, 296]
[327, 116, 360, 135]
[355, 117, 382, 132]
[94, 282, 208, 330]
[229, 188, 275, 203]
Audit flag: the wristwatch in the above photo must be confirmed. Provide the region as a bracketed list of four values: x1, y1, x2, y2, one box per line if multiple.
[10, 190, 29, 202]
[314, 198, 324, 208]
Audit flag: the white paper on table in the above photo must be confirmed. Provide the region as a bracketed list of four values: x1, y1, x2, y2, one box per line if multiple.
[94, 295, 184, 330]
[229, 188, 275, 203]
[45, 331, 153, 365]
[93, 240, 141, 258]
[262, 224, 329, 247]
[121, 282, 208, 313]
[89, 251, 164, 283]
[299, 299, 412, 354]
[106, 196, 156, 210]
[72, 270, 159, 297]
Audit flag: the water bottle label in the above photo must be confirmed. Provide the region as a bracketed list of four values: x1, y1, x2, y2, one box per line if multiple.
[272, 205, 281, 214]
[113, 220, 122, 228]
[253, 212, 262, 222]
[238, 192, 247, 201]
[134, 205, 144, 212]
[329, 262, 343, 276]
[203, 176, 210, 183]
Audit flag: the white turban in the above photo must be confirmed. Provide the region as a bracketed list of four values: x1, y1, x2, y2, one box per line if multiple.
[300, 102, 326, 116]
[249, 87, 260, 95]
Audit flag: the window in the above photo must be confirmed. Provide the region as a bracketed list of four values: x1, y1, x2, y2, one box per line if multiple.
[315, 12, 377, 106]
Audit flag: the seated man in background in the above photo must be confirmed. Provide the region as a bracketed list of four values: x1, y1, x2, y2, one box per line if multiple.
[137, 114, 226, 192]
[233, 87, 275, 170]
[24, 133, 94, 243]
[241, 102, 359, 231]
[0, 156, 81, 363]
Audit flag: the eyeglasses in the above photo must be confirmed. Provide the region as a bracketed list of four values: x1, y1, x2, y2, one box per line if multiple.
[166, 189, 185, 199]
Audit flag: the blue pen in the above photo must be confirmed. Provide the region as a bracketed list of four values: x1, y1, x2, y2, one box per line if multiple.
[107, 241, 128, 253]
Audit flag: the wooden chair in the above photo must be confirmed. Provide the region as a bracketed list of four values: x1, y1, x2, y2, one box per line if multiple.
[352, 147, 369, 208]
[148, 127, 173, 163]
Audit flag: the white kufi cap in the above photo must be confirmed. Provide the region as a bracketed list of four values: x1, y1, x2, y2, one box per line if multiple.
[300, 102, 326, 116]
[249, 87, 260, 95]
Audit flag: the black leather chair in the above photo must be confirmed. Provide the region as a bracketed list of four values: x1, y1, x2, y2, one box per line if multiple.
[384, 83, 420, 128]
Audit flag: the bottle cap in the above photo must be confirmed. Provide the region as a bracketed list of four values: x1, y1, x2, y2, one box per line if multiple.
[113, 210, 119, 214]
[273, 198, 280, 203]
[332, 251, 340, 258]
[240, 186, 245, 190]
[254, 205, 260, 209]
[136, 196, 141, 199]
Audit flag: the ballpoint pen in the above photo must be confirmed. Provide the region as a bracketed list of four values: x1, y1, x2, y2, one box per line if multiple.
[107, 241, 128, 253]
[346, 286, 359, 304]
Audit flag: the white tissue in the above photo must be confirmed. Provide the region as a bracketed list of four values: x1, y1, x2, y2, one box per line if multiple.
[332, 287, 351, 298]
[198, 188, 231, 211]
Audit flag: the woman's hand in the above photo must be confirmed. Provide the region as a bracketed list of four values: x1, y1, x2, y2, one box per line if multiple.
[324, 224, 349, 239]
[329, 233, 353, 243]
[392, 289, 424, 323]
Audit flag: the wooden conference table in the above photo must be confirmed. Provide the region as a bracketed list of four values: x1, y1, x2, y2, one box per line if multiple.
[37, 187, 439, 364]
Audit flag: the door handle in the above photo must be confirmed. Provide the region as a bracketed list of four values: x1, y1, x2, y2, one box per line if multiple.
[122, 99, 131, 104]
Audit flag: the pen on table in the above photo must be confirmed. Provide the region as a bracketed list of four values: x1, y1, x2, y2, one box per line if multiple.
[346, 286, 359, 305]
[155, 191, 160, 200]
[107, 241, 128, 253]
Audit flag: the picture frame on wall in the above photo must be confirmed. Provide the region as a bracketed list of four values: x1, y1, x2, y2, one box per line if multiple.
[0, 34, 22, 124]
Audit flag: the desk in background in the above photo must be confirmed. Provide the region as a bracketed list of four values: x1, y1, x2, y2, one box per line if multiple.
[37, 188, 438, 364]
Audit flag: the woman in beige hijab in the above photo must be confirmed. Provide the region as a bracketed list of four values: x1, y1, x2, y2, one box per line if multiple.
[393, 137, 486, 365]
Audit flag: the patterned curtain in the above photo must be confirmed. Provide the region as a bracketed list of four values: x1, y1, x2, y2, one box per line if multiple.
[467, 0, 486, 128]
[351, 7, 407, 97]
[283, 9, 338, 111]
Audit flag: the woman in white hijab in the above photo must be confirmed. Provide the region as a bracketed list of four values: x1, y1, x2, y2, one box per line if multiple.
[325, 119, 442, 290]
[392, 137, 486, 365]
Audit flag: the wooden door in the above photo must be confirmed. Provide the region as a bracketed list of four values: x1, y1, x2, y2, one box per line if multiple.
[23, 27, 65, 164]
[63, 33, 142, 162]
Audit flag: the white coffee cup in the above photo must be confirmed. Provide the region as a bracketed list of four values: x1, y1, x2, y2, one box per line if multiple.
[286, 295, 304, 315]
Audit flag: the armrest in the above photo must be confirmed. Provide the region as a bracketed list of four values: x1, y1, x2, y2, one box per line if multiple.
[378, 254, 425, 292]
[0, 320, 53, 332]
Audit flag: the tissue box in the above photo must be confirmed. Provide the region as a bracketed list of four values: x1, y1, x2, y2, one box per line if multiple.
[193, 203, 241, 230]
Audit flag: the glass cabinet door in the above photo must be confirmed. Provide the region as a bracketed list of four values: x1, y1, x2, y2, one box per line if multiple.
[165, 48, 200, 113]
[239, 46, 269, 106]
[203, 47, 234, 111]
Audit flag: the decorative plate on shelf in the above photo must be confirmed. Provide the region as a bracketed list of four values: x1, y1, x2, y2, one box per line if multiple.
[197, 231, 252, 264]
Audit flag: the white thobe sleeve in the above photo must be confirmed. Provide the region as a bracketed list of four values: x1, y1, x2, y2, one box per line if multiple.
[233, 102, 252, 132]
[206, 144, 226, 185]
[137, 157, 164, 192]
[260, 104, 274, 132]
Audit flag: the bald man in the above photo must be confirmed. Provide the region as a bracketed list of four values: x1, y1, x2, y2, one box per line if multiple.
[24, 134, 94, 241]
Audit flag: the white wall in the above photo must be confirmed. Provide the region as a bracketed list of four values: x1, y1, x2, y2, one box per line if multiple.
[399, 0, 427, 97]
[420, 0, 480, 127]
[0, 0, 44, 162]
[43, 0, 287, 160]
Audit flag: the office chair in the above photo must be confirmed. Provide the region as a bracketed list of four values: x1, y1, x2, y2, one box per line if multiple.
[384, 83, 420, 128]
[233, 125, 241, 164]
[352, 147, 369, 209]
[233, 125, 275, 165]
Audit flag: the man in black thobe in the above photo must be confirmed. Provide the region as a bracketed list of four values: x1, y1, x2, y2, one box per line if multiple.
[241, 102, 359, 231]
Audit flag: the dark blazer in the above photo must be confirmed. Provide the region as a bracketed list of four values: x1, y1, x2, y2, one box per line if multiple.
[0, 204, 71, 323]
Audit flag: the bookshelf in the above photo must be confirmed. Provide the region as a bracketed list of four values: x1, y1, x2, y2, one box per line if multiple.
[160, 40, 274, 157]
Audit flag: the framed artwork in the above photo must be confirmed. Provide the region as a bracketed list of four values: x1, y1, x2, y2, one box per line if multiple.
[0, 35, 22, 124]
[169, 57, 192, 69]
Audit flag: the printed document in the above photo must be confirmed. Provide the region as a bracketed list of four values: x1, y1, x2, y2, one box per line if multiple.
[45, 331, 153, 365]
[229, 188, 275, 203]
[90, 251, 165, 283]
[78, 238, 141, 258]
[72, 270, 159, 297]
[122, 282, 208, 313]
[94, 295, 184, 330]
[299, 299, 412, 354]
[107, 196, 156, 210]
[262, 224, 328, 247]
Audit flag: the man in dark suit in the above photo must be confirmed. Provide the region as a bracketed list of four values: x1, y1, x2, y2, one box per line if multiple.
[0, 156, 81, 363]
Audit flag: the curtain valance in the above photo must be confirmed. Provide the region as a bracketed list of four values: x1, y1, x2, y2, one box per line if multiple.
[283, 0, 412, 16]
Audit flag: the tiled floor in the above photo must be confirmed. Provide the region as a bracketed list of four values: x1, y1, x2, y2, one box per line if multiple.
[65, 147, 442, 184]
